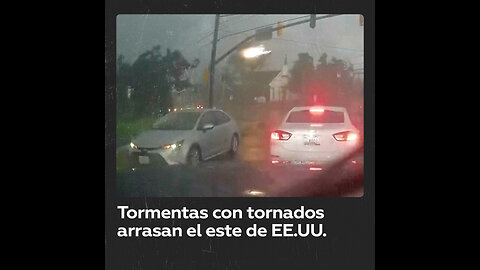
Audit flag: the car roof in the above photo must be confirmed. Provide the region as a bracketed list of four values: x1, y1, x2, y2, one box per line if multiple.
[170, 108, 225, 113]
[169, 109, 202, 113]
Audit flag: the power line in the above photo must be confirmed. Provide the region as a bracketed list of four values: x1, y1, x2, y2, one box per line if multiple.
[188, 14, 274, 51]
[196, 25, 244, 46]
[219, 26, 250, 39]
[179, 30, 215, 54]
[194, 14, 244, 45]
[217, 15, 311, 41]
[192, 15, 253, 47]
[189, 15, 348, 53]
[218, 15, 309, 40]
[219, 15, 240, 25]
[196, 27, 249, 49]
[220, 15, 255, 27]
[214, 14, 343, 65]
[272, 37, 364, 53]
[196, 31, 214, 43]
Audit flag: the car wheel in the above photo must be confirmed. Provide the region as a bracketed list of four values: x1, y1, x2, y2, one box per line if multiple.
[229, 134, 239, 157]
[187, 146, 201, 167]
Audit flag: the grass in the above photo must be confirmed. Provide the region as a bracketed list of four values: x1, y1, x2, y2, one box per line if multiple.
[116, 115, 157, 173]
[116, 115, 157, 148]
[116, 149, 130, 174]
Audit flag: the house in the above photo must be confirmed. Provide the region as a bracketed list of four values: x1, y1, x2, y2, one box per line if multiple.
[236, 70, 279, 104]
[268, 56, 297, 102]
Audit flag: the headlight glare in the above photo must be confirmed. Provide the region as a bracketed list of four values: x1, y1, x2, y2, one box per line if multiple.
[162, 140, 184, 150]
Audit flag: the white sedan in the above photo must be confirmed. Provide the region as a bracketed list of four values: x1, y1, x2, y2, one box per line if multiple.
[270, 106, 360, 170]
[128, 109, 240, 167]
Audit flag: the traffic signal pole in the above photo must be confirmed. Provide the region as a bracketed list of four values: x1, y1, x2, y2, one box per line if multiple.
[214, 14, 340, 65]
[208, 14, 341, 108]
[208, 14, 220, 109]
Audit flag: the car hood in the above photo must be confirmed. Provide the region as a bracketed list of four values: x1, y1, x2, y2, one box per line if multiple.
[132, 129, 191, 148]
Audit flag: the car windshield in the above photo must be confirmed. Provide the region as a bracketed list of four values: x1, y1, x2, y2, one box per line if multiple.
[152, 112, 201, 130]
[115, 14, 365, 198]
[286, 110, 345, 123]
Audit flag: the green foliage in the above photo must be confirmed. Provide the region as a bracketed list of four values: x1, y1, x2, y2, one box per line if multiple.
[116, 55, 132, 115]
[289, 53, 315, 94]
[116, 115, 157, 147]
[318, 53, 328, 67]
[221, 46, 268, 92]
[116, 45, 199, 117]
[290, 52, 357, 106]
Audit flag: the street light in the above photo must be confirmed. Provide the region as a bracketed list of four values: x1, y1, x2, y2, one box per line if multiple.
[241, 45, 271, 58]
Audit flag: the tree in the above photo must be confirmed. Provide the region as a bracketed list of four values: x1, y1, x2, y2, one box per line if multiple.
[313, 54, 355, 106]
[289, 52, 356, 106]
[116, 54, 132, 115]
[118, 45, 198, 116]
[317, 52, 328, 67]
[220, 44, 268, 104]
[289, 52, 315, 95]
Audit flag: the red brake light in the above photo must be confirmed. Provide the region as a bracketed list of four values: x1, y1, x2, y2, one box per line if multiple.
[309, 108, 324, 113]
[333, 131, 358, 141]
[271, 130, 292, 140]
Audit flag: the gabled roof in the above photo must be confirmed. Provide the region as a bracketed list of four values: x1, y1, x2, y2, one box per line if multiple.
[243, 70, 280, 87]
[269, 69, 290, 88]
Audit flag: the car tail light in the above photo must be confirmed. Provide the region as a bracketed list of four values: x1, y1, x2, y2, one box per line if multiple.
[271, 130, 292, 140]
[309, 108, 324, 113]
[333, 131, 358, 141]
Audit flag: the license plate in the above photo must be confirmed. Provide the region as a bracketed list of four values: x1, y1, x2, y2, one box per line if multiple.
[303, 135, 321, 145]
[292, 160, 316, 165]
[138, 155, 150, 164]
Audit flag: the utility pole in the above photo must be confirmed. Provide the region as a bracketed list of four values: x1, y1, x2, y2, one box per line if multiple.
[208, 14, 342, 107]
[208, 14, 220, 109]
[215, 14, 340, 66]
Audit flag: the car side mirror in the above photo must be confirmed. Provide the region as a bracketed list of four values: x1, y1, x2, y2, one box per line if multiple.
[201, 123, 215, 131]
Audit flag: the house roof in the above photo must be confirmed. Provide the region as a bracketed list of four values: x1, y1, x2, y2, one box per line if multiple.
[269, 68, 290, 88]
[237, 70, 280, 98]
[244, 70, 280, 88]
[245, 70, 279, 81]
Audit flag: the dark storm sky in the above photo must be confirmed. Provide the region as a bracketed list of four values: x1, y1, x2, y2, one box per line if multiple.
[116, 14, 364, 83]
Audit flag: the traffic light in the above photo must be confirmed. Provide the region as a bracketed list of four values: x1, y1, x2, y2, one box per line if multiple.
[277, 21, 284, 36]
[310, 14, 316, 28]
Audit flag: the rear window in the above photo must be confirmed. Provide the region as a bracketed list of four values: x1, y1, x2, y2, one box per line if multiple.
[286, 110, 344, 123]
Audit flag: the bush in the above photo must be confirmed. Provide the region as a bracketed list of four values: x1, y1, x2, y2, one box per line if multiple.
[116, 115, 157, 147]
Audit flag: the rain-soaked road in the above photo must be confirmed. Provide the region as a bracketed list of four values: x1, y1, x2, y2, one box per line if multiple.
[117, 157, 272, 197]
[116, 151, 364, 197]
